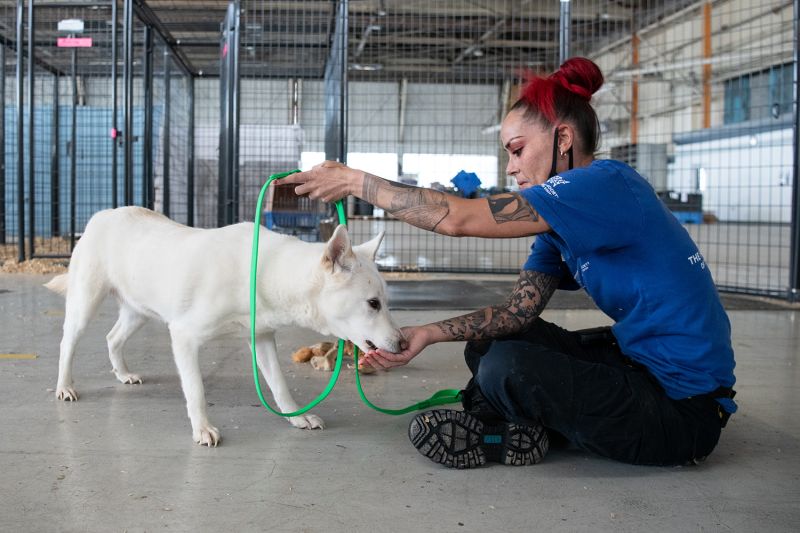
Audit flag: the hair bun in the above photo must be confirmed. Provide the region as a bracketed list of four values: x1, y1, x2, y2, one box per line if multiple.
[549, 57, 604, 101]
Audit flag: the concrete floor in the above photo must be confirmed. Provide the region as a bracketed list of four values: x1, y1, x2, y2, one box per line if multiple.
[1, 274, 799, 532]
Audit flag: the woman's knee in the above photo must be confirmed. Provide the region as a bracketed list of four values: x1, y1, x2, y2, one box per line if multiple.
[472, 341, 552, 423]
[474, 341, 545, 392]
[474, 349, 508, 392]
[463, 339, 493, 375]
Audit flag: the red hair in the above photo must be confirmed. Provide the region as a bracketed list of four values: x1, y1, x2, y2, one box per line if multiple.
[512, 57, 604, 153]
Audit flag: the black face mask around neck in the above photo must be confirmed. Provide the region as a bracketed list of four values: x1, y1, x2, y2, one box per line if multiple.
[548, 128, 573, 179]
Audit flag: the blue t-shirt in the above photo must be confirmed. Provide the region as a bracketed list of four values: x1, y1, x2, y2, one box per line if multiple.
[521, 159, 736, 412]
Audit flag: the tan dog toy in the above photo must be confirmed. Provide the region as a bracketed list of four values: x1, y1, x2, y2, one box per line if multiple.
[291, 341, 376, 374]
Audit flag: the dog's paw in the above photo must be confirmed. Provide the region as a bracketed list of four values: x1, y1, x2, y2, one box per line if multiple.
[113, 369, 143, 385]
[289, 414, 325, 430]
[56, 386, 78, 401]
[193, 425, 221, 447]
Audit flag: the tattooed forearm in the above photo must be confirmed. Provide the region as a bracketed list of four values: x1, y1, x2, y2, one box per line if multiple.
[362, 173, 450, 231]
[434, 270, 558, 341]
[487, 193, 539, 224]
[436, 306, 523, 341]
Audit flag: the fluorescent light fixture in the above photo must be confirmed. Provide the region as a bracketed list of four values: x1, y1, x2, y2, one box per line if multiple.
[349, 63, 383, 71]
[58, 19, 84, 33]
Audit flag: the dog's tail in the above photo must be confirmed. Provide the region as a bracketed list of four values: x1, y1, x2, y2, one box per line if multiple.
[44, 273, 68, 296]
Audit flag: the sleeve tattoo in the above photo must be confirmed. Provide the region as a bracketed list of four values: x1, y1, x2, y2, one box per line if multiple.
[362, 173, 449, 231]
[487, 193, 539, 224]
[435, 270, 558, 341]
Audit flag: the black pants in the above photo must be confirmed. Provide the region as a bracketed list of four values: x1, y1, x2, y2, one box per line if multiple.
[461, 318, 723, 466]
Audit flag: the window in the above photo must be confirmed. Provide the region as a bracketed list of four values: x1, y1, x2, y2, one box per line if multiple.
[723, 63, 793, 124]
[724, 76, 749, 124]
[768, 63, 793, 118]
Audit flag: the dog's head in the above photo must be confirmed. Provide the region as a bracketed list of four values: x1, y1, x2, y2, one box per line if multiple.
[317, 225, 404, 354]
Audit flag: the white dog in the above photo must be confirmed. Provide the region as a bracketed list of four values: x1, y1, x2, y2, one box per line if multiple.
[46, 206, 403, 446]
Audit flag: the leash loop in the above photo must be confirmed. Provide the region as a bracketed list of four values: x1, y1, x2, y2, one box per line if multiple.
[250, 171, 462, 417]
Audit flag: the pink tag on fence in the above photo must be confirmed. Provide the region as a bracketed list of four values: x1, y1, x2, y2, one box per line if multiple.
[57, 37, 93, 48]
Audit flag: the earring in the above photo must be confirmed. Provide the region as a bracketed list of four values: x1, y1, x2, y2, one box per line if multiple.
[560, 151, 565, 158]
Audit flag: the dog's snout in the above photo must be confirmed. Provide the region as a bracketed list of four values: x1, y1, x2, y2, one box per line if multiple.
[365, 340, 377, 350]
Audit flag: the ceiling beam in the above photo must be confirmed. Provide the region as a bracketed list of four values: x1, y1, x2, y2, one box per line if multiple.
[133, 0, 196, 76]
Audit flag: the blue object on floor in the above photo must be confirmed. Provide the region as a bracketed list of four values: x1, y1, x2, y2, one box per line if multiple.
[671, 211, 703, 224]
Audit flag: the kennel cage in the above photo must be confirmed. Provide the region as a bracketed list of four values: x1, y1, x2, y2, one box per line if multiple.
[0, 0, 194, 261]
[1, 0, 798, 300]
[215, 0, 798, 298]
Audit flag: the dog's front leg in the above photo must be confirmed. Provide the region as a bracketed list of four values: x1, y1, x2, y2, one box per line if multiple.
[169, 326, 220, 446]
[254, 333, 324, 429]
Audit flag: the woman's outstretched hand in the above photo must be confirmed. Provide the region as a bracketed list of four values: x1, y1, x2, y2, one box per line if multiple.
[281, 160, 362, 203]
[360, 325, 434, 370]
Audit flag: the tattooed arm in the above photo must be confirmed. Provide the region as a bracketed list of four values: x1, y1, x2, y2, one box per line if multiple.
[433, 270, 559, 342]
[362, 270, 560, 370]
[361, 173, 450, 232]
[281, 160, 551, 237]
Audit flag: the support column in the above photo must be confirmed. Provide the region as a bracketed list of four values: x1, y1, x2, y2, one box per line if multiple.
[162, 51, 171, 217]
[702, 1, 712, 129]
[69, 48, 77, 250]
[1, 44, 6, 245]
[324, 0, 348, 213]
[497, 79, 511, 189]
[559, 0, 571, 64]
[26, 0, 34, 257]
[142, 26, 153, 209]
[122, 0, 133, 206]
[15, 0, 23, 261]
[187, 77, 195, 226]
[397, 78, 407, 178]
[50, 74, 59, 238]
[789, 0, 800, 300]
[218, 0, 240, 226]
[631, 33, 639, 145]
[111, 0, 118, 207]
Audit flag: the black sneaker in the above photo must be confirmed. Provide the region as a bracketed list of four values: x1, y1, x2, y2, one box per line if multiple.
[408, 409, 549, 469]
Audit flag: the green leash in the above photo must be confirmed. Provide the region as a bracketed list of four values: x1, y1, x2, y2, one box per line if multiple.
[250, 170, 462, 417]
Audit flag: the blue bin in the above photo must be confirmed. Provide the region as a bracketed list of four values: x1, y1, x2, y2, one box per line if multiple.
[672, 211, 703, 224]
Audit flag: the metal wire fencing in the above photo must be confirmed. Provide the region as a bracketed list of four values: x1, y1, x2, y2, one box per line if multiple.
[2, 1, 120, 260]
[1, 0, 20, 260]
[2, 1, 798, 299]
[228, 0, 798, 299]
[151, 33, 193, 226]
[341, 0, 552, 271]
[581, 0, 797, 297]
[230, 0, 562, 255]
[0, 0, 193, 264]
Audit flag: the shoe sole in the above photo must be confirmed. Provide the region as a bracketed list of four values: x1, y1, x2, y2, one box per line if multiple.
[408, 409, 549, 469]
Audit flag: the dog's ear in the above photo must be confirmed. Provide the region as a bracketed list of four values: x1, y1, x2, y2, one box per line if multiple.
[354, 230, 385, 261]
[322, 224, 356, 273]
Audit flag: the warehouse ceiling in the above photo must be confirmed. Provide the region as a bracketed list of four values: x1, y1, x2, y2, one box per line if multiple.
[0, 0, 699, 81]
